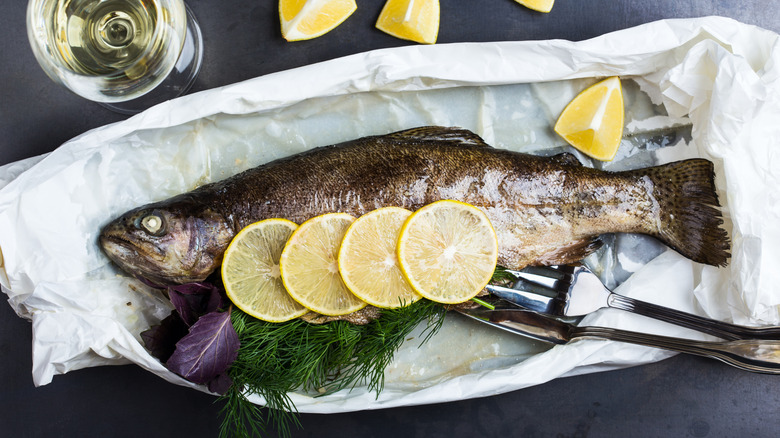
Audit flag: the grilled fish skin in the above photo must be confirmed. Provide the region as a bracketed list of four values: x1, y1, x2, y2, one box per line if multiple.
[99, 126, 729, 285]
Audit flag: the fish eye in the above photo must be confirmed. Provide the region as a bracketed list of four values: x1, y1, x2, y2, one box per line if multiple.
[139, 213, 165, 236]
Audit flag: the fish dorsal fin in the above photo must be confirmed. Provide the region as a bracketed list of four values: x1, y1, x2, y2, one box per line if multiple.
[550, 152, 582, 166]
[386, 126, 491, 147]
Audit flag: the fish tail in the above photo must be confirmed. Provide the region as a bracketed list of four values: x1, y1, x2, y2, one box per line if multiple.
[643, 159, 730, 266]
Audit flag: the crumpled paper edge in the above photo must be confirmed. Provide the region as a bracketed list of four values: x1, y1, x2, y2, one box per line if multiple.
[1, 16, 779, 413]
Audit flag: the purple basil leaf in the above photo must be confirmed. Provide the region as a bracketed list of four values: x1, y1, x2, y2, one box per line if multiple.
[166, 310, 239, 385]
[140, 311, 189, 362]
[207, 373, 233, 395]
[169, 282, 219, 296]
[168, 282, 224, 326]
[168, 289, 202, 326]
[205, 286, 227, 314]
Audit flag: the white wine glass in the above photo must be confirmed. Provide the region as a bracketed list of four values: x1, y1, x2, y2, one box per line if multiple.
[26, 0, 203, 114]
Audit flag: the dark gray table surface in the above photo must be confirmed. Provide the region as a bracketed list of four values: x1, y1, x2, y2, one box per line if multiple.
[2, 1, 779, 437]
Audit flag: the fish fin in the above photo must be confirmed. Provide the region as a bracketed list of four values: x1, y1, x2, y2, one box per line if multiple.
[386, 126, 491, 147]
[643, 159, 730, 266]
[533, 237, 604, 266]
[549, 152, 582, 167]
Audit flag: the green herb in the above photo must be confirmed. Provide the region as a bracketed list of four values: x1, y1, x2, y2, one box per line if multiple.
[491, 265, 518, 285]
[470, 296, 496, 310]
[216, 267, 513, 437]
[218, 299, 446, 438]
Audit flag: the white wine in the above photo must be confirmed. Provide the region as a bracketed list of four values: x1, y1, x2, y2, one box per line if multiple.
[28, 0, 192, 103]
[55, 0, 159, 75]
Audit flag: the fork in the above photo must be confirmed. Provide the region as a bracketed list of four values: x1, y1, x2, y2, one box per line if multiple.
[457, 304, 780, 374]
[485, 265, 780, 341]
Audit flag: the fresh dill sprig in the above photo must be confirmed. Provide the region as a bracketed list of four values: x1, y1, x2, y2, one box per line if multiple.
[217, 267, 513, 437]
[218, 299, 446, 438]
[491, 265, 518, 285]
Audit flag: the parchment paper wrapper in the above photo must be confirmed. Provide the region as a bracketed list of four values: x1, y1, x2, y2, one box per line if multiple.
[2, 16, 779, 413]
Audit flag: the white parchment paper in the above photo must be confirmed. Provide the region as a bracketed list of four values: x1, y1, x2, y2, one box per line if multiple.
[2, 16, 780, 413]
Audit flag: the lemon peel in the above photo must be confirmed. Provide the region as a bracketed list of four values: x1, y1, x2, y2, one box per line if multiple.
[554, 76, 625, 161]
[280, 0, 357, 41]
[338, 207, 421, 308]
[222, 219, 308, 323]
[375, 0, 440, 44]
[397, 200, 498, 304]
[280, 213, 366, 316]
[515, 0, 554, 13]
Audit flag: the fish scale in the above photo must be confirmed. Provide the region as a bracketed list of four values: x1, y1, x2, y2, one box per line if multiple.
[99, 126, 729, 286]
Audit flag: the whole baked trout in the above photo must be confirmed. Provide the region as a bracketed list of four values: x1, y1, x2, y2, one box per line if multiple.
[99, 126, 729, 285]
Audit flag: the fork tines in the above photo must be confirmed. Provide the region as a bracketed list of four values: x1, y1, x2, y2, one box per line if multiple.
[512, 265, 575, 292]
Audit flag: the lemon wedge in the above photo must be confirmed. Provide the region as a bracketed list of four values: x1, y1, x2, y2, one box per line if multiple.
[338, 207, 421, 308]
[279, 0, 357, 41]
[375, 0, 439, 44]
[553, 76, 625, 161]
[221, 219, 308, 323]
[396, 200, 498, 304]
[514, 0, 554, 13]
[279, 213, 367, 316]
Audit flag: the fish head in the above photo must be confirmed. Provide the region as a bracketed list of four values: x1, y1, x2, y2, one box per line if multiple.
[98, 196, 234, 285]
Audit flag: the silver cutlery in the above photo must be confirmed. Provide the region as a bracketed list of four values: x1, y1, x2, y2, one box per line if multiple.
[456, 304, 780, 374]
[486, 265, 780, 341]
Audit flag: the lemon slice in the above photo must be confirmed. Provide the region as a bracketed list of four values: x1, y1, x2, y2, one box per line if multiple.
[280, 213, 366, 316]
[279, 0, 357, 41]
[514, 0, 554, 13]
[338, 207, 421, 308]
[397, 200, 498, 304]
[375, 0, 440, 44]
[553, 76, 624, 161]
[221, 219, 308, 323]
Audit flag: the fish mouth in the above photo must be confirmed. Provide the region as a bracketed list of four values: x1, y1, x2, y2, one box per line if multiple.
[98, 231, 167, 271]
[99, 234, 174, 284]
